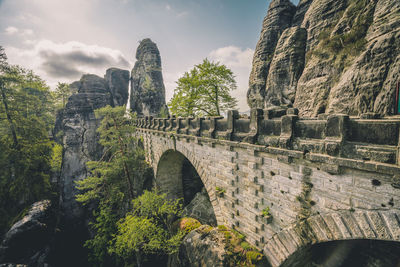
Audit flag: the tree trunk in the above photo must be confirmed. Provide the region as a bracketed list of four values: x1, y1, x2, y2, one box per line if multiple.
[135, 249, 142, 267]
[214, 85, 220, 116]
[0, 83, 18, 148]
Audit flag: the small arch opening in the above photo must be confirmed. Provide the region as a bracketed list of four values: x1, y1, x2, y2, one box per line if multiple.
[156, 150, 217, 226]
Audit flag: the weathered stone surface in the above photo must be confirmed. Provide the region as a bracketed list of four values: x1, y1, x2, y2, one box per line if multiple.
[55, 70, 130, 265]
[327, 0, 400, 115]
[130, 38, 167, 116]
[139, 116, 400, 266]
[60, 74, 111, 225]
[171, 226, 228, 267]
[182, 188, 217, 226]
[247, 0, 296, 109]
[0, 200, 54, 266]
[249, 0, 400, 117]
[105, 67, 130, 107]
[264, 26, 307, 107]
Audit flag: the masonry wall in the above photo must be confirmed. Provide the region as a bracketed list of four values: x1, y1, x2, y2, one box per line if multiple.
[138, 109, 400, 267]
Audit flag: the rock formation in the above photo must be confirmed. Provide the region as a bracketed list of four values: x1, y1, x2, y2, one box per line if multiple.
[248, 0, 400, 117]
[130, 38, 168, 116]
[54, 69, 129, 265]
[0, 200, 55, 266]
[247, 0, 296, 109]
[59, 70, 129, 226]
[182, 188, 217, 226]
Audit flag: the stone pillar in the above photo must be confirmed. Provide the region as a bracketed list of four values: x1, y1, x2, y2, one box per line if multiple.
[208, 116, 223, 138]
[226, 110, 239, 141]
[194, 117, 203, 137]
[325, 114, 349, 156]
[175, 117, 183, 134]
[279, 114, 298, 149]
[244, 109, 263, 144]
[161, 118, 168, 131]
[166, 116, 175, 131]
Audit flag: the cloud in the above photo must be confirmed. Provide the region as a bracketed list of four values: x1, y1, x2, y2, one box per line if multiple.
[209, 46, 254, 111]
[4, 26, 34, 36]
[5, 26, 19, 35]
[209, 46, 253, 68]
[165, 4, 171, 11]
[5, 40, 131, 87]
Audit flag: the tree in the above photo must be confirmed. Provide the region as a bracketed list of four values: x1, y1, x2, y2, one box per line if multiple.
[55, 82, 72, 109]
[75, 105, 153, 266]
[109, 190, 183, 267]
[0, 46, 56, 235]
[168, 59, 238, 117]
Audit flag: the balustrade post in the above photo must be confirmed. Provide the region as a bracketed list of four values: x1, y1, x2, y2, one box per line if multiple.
[279, 114, 298, 149]
[194, 118, 203, 136]
[208, 116, 223, 139]
[226, 110, 239, 141]
[325, 114, 348, 156]
[244, 109, 263, 144]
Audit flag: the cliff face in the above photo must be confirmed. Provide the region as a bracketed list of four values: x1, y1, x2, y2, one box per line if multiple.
[248, 0, 400, 117]
[59, 69, 129, 227]
[130, 38, 167, 116]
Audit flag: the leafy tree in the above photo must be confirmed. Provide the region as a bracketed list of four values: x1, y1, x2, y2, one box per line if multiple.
[55, 82, 73, 109]
[109, 190, 184, 267]
[168, 58, 238, 117]
[0, 46, 56, 235]
[75, 105, 153, 266]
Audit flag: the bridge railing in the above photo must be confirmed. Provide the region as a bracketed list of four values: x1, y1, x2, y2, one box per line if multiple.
[136, 108, 400, 166]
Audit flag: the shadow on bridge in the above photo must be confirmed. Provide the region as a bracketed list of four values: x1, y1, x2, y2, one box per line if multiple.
[155, 149, 217, 225]
[281, 239, 400, 267]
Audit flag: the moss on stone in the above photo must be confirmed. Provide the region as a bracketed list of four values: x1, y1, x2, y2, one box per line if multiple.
[215, 225, 266, 266]
[172, 217, 201, 234]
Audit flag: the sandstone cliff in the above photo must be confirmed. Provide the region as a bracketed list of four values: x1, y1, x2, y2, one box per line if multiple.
[248, 0, 400, 117]
[59, 70, 129, 226]
[130, 38, 168, 116]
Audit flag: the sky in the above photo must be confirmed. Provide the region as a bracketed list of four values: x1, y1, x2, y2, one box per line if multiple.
[0, 0, 299, 111]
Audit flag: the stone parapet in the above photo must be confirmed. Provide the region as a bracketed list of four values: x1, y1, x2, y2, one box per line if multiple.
[136, 109, 400, 166]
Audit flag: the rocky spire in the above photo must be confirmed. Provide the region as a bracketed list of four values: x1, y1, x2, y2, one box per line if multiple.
[247, 0, 296, 109]
[130, 38, 167, 116]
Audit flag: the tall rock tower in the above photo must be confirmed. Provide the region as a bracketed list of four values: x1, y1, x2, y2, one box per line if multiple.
[130, 38, 167, 116]
[248, 0, 400, 117]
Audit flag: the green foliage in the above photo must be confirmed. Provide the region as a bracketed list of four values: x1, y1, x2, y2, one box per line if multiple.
[0, 46, 56, 236]
[50, 143, 63, 173]
[216, 225, 265, 267]
[54, 82, 73, 109]
[173, 217, 202, 234]
[75, 105, 153, 265]
[261, 207, 271, 217]
[109, 191, 184, 265]
[168, 59, 238, 117]
[215, 186, 226, 197]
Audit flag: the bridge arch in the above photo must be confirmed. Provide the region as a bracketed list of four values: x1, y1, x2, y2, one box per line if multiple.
[154, 148, 222, 224]
[264, 210, 400, 266]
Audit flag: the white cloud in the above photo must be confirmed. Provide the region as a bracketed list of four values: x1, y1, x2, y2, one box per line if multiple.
[209, 46, 253, 68]
[6, 39, 131, 89]
[4, 26, 34, 36]
[165, 4, 171, 11]
[5, 26, 19, 35]
[209, 46, 254, 112]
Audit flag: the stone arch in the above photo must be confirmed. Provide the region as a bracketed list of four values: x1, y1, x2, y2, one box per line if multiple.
[264, 210, 400, 266]
[154, 147, 222, 224]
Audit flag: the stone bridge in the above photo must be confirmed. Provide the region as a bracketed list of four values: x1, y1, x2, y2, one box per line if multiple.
[136, 108, 400, 266]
